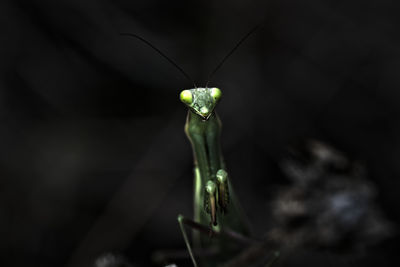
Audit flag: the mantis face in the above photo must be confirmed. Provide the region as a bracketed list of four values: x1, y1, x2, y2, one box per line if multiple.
[180, 88, 222, 120]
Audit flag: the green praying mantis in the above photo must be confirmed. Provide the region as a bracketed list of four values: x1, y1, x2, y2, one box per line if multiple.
[122, 25, 279, 267]
[177, 87, 252, 267]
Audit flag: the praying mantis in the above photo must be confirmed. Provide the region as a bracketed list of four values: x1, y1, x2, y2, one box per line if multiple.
[122, 25, 279, 267]
[177, 87, 252, 267]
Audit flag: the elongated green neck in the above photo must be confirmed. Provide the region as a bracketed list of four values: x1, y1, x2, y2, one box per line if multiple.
[185, 110, 224, 183]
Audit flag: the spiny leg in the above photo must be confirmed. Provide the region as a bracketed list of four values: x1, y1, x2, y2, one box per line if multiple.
[204, 180, 218, 228]
[177, 214, 199, 267]
[216, 169, 230, 214]
[178, 214, 259, 252]
[176, 213, 285, 267]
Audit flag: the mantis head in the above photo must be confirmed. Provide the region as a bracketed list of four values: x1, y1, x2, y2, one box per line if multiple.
[180, 88, 222, 120]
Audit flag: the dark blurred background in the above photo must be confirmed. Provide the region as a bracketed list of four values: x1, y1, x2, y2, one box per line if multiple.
[1, 0, 400, 266]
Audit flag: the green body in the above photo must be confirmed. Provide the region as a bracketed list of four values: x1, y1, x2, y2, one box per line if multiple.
[181, 88, 250, 264]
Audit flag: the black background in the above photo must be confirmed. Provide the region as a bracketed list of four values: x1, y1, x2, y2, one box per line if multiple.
[1, 0, 400, 266]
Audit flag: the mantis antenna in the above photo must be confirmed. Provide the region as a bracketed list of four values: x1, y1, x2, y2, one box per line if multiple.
[205, 23, 262, 88]
[121, 23, 261, 89]
[120, 32, 197, 88]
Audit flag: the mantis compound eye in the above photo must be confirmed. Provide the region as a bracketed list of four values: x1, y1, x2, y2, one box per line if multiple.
[210, 87, 222, 101]
[180, 90, 193, 105]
